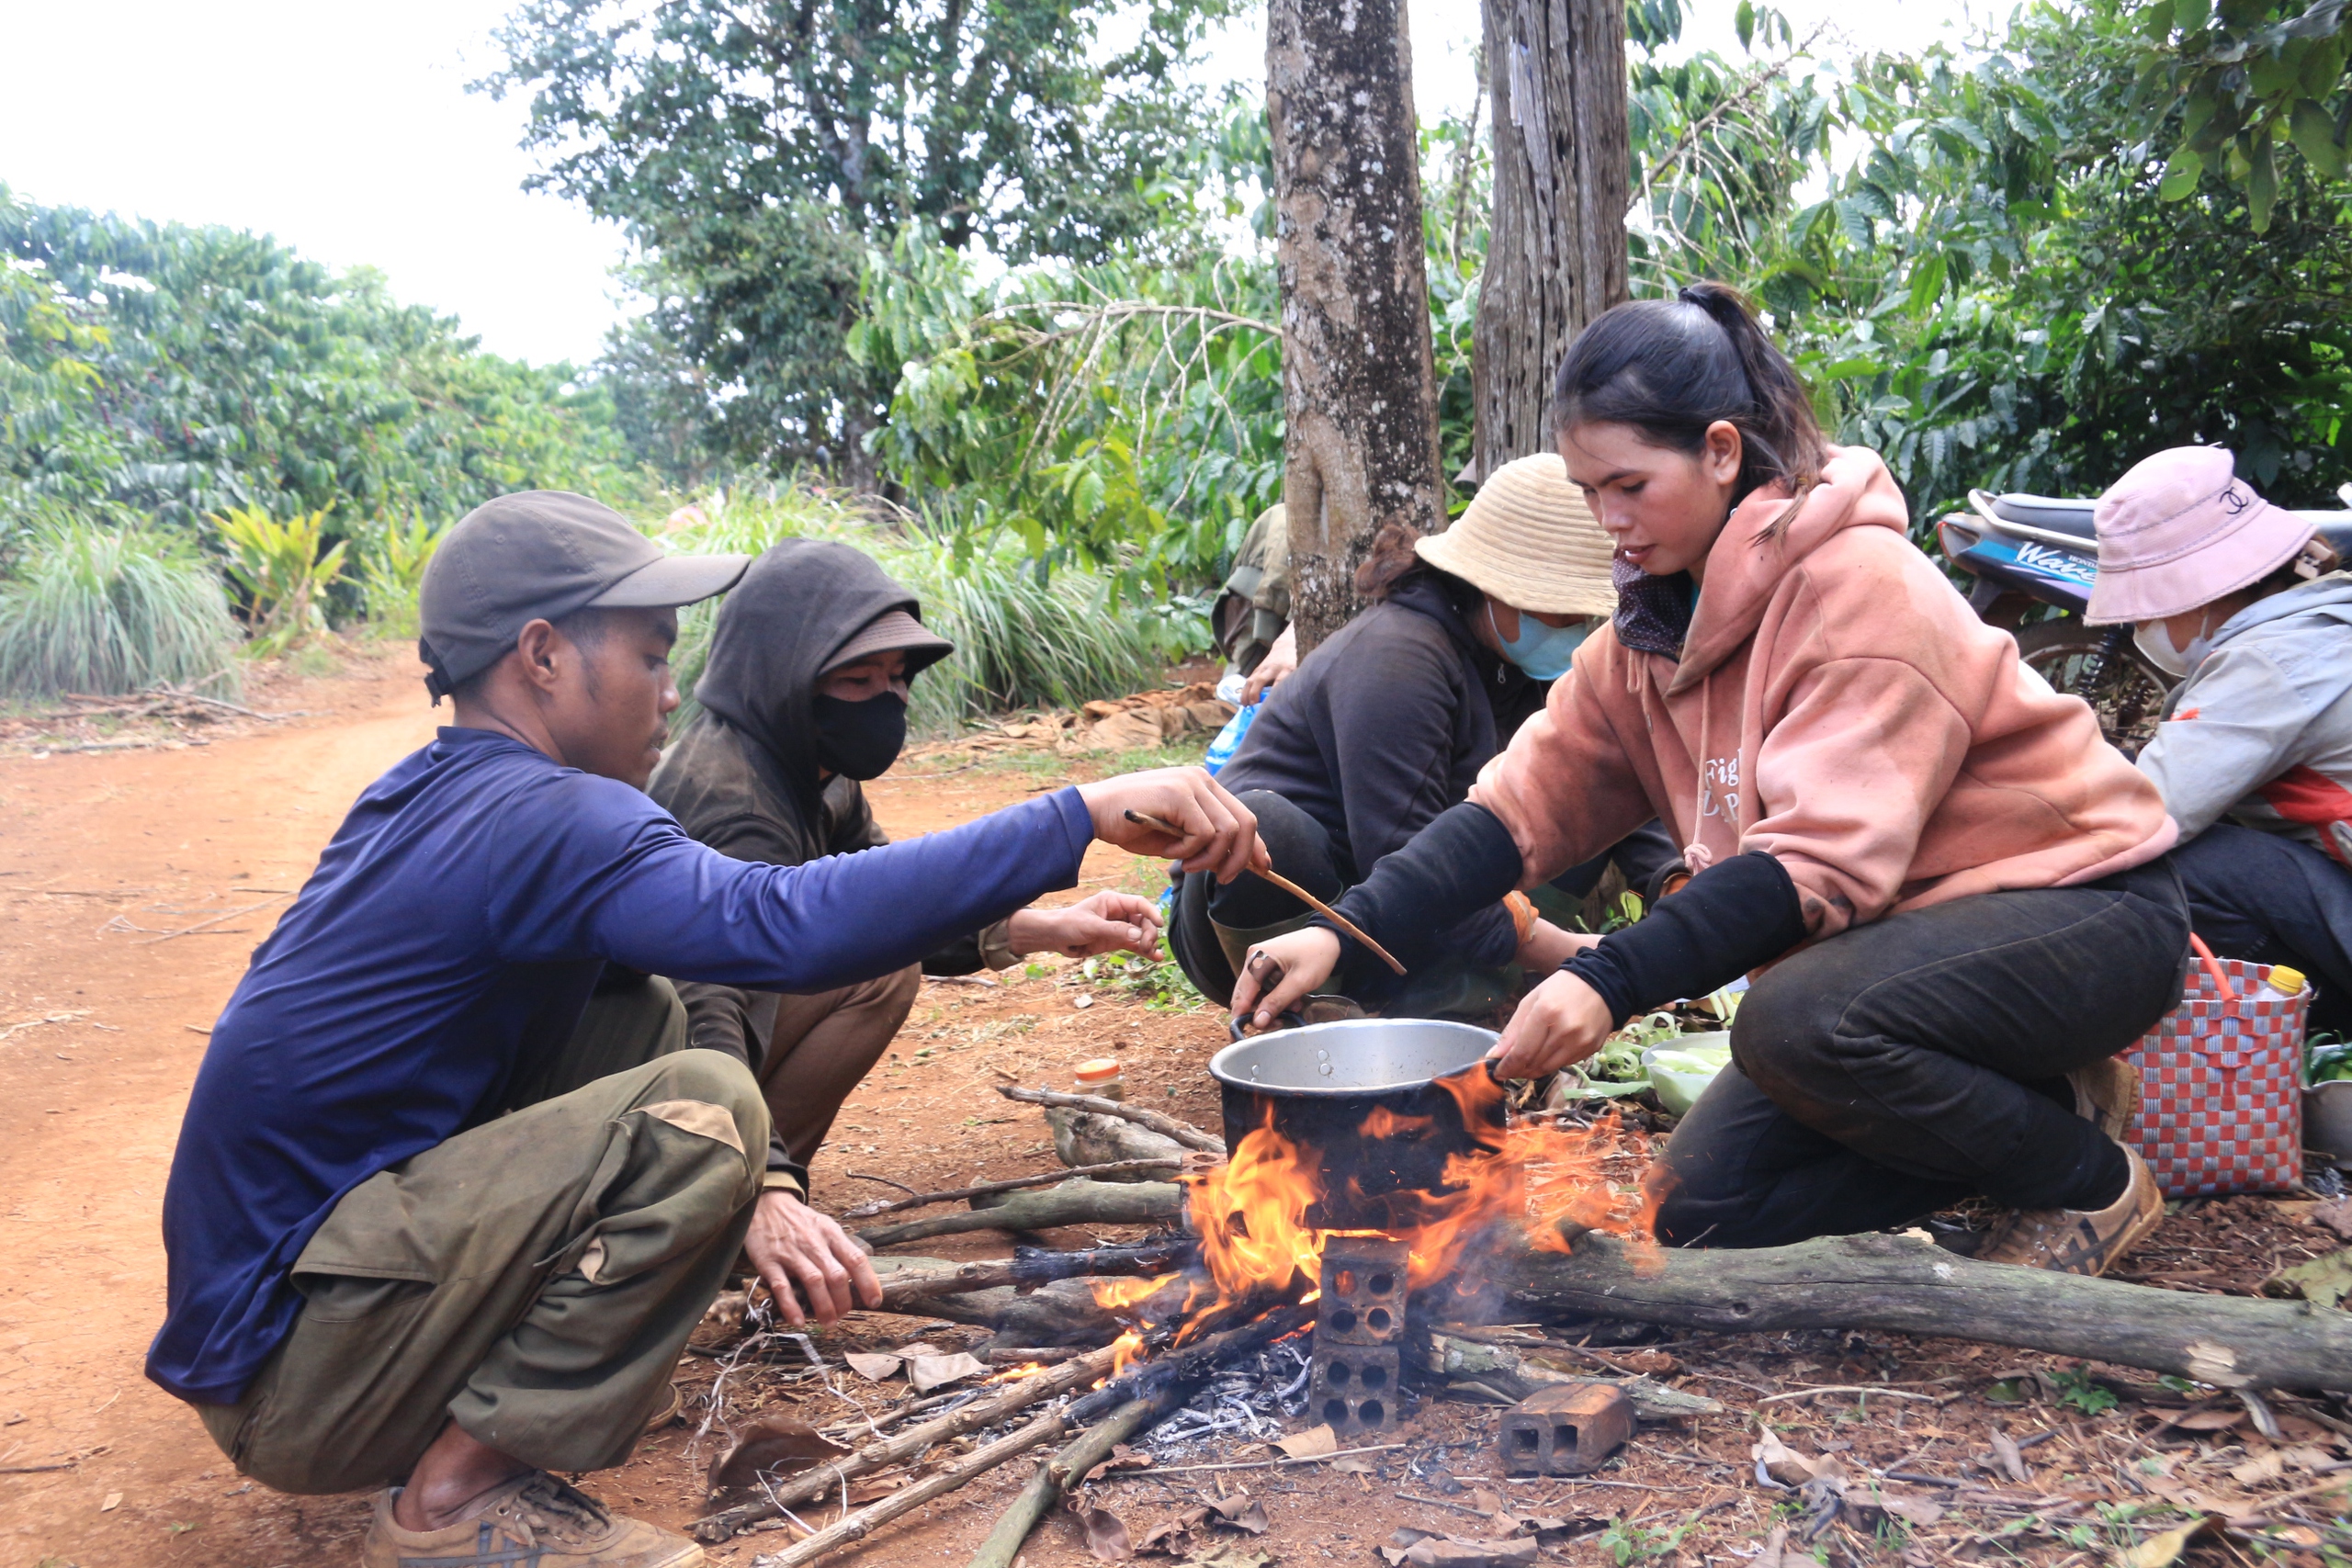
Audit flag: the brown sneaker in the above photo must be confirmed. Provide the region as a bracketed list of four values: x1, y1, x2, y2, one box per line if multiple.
[361, 1473, 702, 1568]
[1974, 1143, 2164, 1276]
[2066, 1055, 2143, 1140]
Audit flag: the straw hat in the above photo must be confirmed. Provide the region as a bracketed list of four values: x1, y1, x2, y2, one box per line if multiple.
[2086, 446, 2309, 625]
[1414, 453, 1616, 616]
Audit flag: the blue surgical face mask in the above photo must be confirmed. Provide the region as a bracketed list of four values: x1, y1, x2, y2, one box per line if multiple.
[1488, 602, 1591, 681]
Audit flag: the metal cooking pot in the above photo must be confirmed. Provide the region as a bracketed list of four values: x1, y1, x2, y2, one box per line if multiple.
[1208, 1018, 1506, 1230]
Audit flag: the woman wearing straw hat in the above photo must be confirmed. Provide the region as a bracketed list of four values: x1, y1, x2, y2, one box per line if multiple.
[2084, 446, 2352, 1038]
[1165, 452, 1678, 1018]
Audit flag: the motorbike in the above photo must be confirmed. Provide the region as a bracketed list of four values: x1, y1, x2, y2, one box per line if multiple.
[1936, 487, 2352, 757]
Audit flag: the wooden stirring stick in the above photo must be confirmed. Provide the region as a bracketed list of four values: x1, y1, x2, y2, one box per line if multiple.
[1121, 808, 1408, 976]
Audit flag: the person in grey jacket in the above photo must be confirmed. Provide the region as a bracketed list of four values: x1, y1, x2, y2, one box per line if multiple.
[2086, 446, 2352, 1035]
[629, 538, 1163, 1320]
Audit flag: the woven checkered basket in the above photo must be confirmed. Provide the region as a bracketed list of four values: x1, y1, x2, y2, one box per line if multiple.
[2120, 937, 2310, 1199]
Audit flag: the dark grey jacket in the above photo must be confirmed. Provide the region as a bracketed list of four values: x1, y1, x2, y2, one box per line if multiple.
[1218, 573, 1542, 964]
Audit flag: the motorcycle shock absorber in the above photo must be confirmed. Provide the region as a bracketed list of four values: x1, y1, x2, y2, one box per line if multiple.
[2077, 625, 2128, 691]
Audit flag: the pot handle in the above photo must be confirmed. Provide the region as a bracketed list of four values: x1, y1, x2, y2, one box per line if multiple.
[1228, 1009, 1306, 1042]
[1227, 947, 1303, 1040]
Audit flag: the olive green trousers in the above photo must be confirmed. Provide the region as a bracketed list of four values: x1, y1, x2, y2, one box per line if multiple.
[197, 978, 766, 1494]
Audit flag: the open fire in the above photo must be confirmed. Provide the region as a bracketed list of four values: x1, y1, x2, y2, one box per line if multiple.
[1090, 1066, 1662, 1426]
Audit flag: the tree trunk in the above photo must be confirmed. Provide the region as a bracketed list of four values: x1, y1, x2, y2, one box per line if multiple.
[1268, 0, 1447, 653]
[1470, 0, 1631, 480]
[1500, 1231, 2352, 1393]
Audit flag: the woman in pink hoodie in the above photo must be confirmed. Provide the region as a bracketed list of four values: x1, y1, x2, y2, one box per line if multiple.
[1236, 285, 2187, 1277]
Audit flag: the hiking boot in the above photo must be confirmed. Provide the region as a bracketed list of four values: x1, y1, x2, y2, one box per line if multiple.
[2066, 1055, 2143, 1140]
[361, 1472, 702, 1568]
[1974, 1143, 2164, 1276]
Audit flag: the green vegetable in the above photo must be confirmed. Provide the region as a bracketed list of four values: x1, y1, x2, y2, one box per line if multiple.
[2308, 1034, 2352, 1085]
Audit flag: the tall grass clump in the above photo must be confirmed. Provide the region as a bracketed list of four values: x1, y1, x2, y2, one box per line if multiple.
[0, 520, 243, 699]
[662, 486, 1198, 738]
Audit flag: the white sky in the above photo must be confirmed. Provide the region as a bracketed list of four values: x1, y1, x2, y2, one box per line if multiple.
[0, 0, 1968, 369]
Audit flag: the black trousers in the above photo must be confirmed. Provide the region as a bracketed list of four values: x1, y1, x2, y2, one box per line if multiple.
[1168, 792, 1352, 1008]
[2170, 822, 2352, 1040]
[1167, 791, 1678, 1007]
[1652, 855, 2188, 1249]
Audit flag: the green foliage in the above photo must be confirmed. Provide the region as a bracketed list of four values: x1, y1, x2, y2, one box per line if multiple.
[1596, 1517, 1691, 1564]
[483, 0, 1248, 479]
[855, 226, 1284, 593]
[0, 518, 241, 698]
[209, 506, 347, 655]
[0, 185, 644, 534]
[2129, 0, 2352, 231]
[1628, 1, 2352, 513]
[354, 513, 447, 637]
[2052, 1368, 2122, 1414]
[1085, 953, 1206, 1010]
[854, 94, 1487, 592]
[659, 486, 1203, 738]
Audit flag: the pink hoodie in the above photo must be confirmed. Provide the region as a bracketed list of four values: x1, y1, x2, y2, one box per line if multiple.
[1472, 446, 2177, 939]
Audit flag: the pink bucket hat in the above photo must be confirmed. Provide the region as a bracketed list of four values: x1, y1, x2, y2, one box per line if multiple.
[2085, 446, 2311, 625]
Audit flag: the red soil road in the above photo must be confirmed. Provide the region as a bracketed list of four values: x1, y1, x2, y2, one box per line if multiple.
[0, 649, 1223, 1567]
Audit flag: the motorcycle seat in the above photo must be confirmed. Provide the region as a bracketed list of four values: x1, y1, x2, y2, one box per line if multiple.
[1985, 493, 2098, 538]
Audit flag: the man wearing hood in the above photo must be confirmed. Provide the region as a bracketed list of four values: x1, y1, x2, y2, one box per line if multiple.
[2086, 446, 2352, 1037]
[642, 539, 1164, 1319]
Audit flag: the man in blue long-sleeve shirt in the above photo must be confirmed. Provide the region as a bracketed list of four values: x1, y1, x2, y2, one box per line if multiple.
[153, 491, 1261, 1568]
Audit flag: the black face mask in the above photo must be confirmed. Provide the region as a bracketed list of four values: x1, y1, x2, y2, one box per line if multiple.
[812, 692, 908, 781]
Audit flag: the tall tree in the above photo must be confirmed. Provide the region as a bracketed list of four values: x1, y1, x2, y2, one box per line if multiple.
[482, 0, 1240, 486]
[1471, 0, 1631, 479]
[1267, 0, 1447, 651]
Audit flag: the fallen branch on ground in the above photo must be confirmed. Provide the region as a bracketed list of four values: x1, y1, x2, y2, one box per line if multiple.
[116, 896, 289, 946]
[1502, 1230, 2352, 1392]
[697, 1345, 1121, 1544]
[142, 680, 304, 719]
[966, 1386, 1191, 1568]
[995, 1085, 1226, 1154]
[842, 1160, 1186, 1220]
[748, 1405, 1077, 1567]
[856, 1179, 1184, 1248]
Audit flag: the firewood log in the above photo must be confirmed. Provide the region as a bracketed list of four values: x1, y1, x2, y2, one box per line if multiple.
[855, 1179, 1184, 1248]
[1501, 1231, 2352, 1393]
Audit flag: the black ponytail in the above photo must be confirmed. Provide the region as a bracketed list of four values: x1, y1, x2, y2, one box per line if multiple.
[1554, 282, 1826, 522]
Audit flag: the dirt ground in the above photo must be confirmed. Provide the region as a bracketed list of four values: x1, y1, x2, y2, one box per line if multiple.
[3, 647, 2349, 1568]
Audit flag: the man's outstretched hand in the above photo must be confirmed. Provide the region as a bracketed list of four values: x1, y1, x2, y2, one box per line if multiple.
[1009, 890, 1163, 959]
[745, 1190, 882, 1327]
[1080, 767, 1267, 884]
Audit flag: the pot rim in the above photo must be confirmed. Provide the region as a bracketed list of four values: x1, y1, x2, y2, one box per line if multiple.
[1208, 1017, 1501, 1099]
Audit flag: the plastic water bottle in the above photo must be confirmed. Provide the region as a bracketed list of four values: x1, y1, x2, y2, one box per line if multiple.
[1205, 701, 1258, 776]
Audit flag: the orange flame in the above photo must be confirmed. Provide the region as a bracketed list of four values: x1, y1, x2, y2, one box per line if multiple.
[1358, 1105, 1435, 1139]
[1092, 1084, 1658, 1367]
